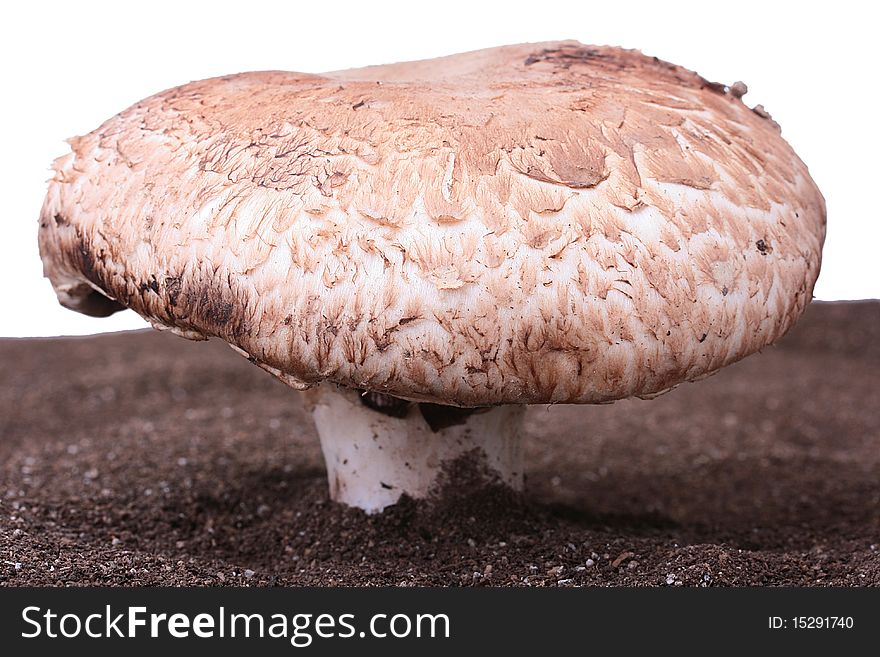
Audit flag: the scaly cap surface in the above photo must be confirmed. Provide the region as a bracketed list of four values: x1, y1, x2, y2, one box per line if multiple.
[39, 41, 825, 405]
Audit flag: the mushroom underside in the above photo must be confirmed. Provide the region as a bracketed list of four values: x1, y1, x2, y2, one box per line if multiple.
[308, 384, 525, 513]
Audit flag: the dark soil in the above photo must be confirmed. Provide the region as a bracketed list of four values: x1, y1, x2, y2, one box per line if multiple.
[1, 301, 878, 587]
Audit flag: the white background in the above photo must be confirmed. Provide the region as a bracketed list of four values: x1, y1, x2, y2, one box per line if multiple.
[2, 0, 876, 337]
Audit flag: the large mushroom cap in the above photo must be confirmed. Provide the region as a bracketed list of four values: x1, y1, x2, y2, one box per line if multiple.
[39, 41, 825, 406]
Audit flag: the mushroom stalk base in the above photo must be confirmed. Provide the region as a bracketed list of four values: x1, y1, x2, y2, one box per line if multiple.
[310, 385, 525, 514]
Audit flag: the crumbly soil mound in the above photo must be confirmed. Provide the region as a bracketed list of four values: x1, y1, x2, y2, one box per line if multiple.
[1, 301, 877, 586]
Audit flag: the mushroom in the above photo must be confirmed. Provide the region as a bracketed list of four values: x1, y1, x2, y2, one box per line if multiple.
[38, 41, 825, 513]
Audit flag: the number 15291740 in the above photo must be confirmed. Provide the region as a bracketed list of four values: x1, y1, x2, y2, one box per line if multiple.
[768, 617, 854, 630]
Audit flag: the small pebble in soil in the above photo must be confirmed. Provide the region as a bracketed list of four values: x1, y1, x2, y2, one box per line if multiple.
[244, 569, 255, 578]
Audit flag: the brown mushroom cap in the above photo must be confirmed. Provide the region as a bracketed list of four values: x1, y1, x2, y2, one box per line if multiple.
[39, 41, 825, 406]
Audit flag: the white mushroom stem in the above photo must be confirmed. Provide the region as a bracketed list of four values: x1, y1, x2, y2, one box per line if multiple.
[309, 384, 525, 514]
